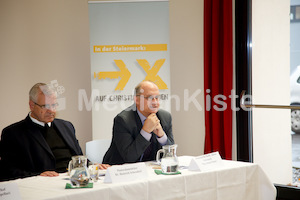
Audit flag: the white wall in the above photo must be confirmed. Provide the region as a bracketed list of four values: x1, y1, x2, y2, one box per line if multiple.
[0, 0, 93, 151]
[169, 0, 205, 156]
[252, 0, 292, 184]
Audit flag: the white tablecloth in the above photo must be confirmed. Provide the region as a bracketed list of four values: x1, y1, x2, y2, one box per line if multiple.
[0, 156, 276, 200]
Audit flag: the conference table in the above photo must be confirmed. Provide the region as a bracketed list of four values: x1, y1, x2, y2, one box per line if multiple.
[0, 156, 276, 200]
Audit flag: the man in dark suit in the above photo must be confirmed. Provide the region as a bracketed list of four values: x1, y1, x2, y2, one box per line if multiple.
[103, 81, 174, 165]
[0, 83, 108, 181]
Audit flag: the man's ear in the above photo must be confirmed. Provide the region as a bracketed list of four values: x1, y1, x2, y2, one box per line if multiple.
[134, 96, 137, 104]
[29, 100, 34, 111]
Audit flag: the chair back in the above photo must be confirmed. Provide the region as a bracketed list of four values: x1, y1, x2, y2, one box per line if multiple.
[86, 139, 111, 164]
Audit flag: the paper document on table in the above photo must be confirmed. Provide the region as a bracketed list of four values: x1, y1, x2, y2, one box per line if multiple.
[104, 162, 148, 183]
[188, 152, 223, 171]
[178, 156, 194, 169]
[0, 182, 22, 200]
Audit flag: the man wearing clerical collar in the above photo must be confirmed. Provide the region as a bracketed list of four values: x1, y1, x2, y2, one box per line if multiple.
[0, 83, 108, 181]
[29, 83, 57, 127]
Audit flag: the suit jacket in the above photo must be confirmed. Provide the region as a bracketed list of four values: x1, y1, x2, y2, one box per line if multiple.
[103, 104, 174, 165]
[0, 115, 82, 181]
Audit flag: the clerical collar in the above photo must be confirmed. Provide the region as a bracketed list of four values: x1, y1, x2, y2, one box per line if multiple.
[28, 112, 51, 127]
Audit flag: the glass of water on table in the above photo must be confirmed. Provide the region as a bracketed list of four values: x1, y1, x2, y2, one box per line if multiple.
[88, 163, 100, 182]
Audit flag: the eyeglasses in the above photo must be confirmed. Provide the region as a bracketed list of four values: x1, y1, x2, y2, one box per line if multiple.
[34, 102, 59, 110]
[136, 95, 160, 101]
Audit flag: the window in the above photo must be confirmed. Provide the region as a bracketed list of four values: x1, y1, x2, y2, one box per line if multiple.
[291, 5, 300, 22]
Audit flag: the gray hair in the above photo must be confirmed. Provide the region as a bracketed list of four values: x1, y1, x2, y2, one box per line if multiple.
[29, 83, 56, 102]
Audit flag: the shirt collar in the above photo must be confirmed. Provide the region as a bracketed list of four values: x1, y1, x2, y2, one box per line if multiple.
[136, 109, 147, 124]
[29, 112, 51, 127]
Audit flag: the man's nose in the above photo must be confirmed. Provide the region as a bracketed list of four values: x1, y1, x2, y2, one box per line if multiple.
[47, 106, 57, 112]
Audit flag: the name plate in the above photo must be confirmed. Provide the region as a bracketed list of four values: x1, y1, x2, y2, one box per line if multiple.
[188, 152, 223, 171]
[104, 162, 148, 183]
[0, 183, 22, 200]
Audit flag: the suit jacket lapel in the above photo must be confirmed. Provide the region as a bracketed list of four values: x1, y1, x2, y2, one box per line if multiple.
[134, 111, 143, 133]
[53, 120, 78, 155]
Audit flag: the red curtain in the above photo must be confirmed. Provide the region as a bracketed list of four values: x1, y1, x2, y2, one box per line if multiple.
[204, 0, 233, 160]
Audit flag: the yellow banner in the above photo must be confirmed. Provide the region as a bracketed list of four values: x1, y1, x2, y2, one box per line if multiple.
[94, 44, 167, 53]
